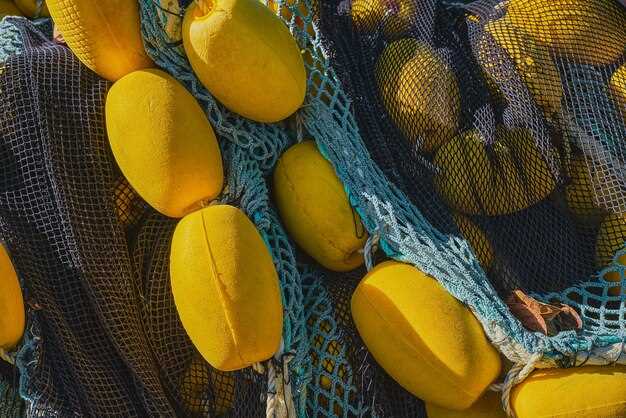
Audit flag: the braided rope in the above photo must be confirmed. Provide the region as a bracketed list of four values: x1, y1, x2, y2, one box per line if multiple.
[490, 352, 542, 417]
[265, 352, 296, 417]
[361, 230, 380, 272]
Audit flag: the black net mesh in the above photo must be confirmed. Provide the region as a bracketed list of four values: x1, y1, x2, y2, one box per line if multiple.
[319, 0, 626, 301]
[0, 360, 24, 418]
[0, 19, 265, 417]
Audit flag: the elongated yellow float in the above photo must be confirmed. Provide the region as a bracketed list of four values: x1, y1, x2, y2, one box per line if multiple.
[182, 0, 306, 122]
[274, 141, 367, 272]
[376, 39, 460, 154]
[505, 0, 626, 65]
[106, 69, 224, 219]
[351, 261, 501, 410]
[170, 205, 283, 371]
[434, 127, 556, 215]
[47, 0, 153, 81]
[0, 245, 25, 353]
[512, 365, 626, 417]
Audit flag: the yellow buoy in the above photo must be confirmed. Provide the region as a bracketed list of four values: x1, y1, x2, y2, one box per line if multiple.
[351, 261, 501, 410]
[351, 0, 385, 33]
[512, 365, 626, 418]
[0, 245, 25, 352]
[182, 0, 306, 123]
[505, 0, 626, 65]
[170, 205, 283, 371]
[596, 212, 626, 268]
[610, 63, 626, 125]
[351, 0, 419, 41]
[479, 17, 562, 121]
[434, 127, 556, 215]
[106, 69, 224, 219]
[0, 0, 23, 17]
[452, 213, 494, 271]
[376, 39, 460, 154]
[14, 0, 47, 17]
[273, 140, 367, 272]
[381, 1, 419, 41]
[47, 0, 153, 81]
[426, 390, 507, 418]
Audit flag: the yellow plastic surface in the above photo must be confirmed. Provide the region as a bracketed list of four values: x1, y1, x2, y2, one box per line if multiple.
[170, 205, 283, 371]
[182, 0, 306, 123]
[273, 140, 367, 272]
[106, 69, 224, 219]
[47, 0, 153, 81]
[351, 261, 501, 410]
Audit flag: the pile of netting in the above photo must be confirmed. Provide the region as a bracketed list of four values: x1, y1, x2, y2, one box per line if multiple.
[316, 0, 626, 364]
[0, 0, 625, 417]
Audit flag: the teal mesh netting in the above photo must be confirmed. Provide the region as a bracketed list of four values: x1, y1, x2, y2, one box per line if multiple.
[142, 1, 624, 396]
[311, 0, 626, 366]
[142, 0, 626, 399]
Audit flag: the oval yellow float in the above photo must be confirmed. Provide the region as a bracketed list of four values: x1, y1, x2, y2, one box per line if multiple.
[0, 245, 25, 352]
[351, 261, 501, 410]
[426, 390, 506, 418]
[106, 69, 224, 219]
[47, 0, 153, 81]
[14, 0, 48, 17]
[0, 0, 23, 17]
[376, 39, 460, 154]
[170, 205, 283, 371]
[434, 127, 556, 215]
[479, 16, 562, 122]
[182, 0, 306, 122]
[273, 140, 367, 272]
[512, 365, 626, 418]
[505, 0, 626, 65]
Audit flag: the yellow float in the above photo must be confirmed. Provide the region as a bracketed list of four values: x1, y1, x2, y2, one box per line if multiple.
[479, 17, 562, 121]
[170, 205, 283, 371]
[376, 38, 460, 154]
[0, 245, 25, 353]
[512, 365, 626, 417]
[106, 69, 224, 219]
[434, 127, 556, 215]
[505, 0, 626, 65]
[182, 0, 306, 122]
[351, 261, 501, 410]
[47, 0, 153, 81]
[274, 140, 367, 272]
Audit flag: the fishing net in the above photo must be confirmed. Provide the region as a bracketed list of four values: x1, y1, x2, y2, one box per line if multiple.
[0, 361, 24, 418]
[141, 0, 430, 415]
[0, 17, 273, 418]
[312, 0, 626, 382]
[2, 0, 626, 417]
